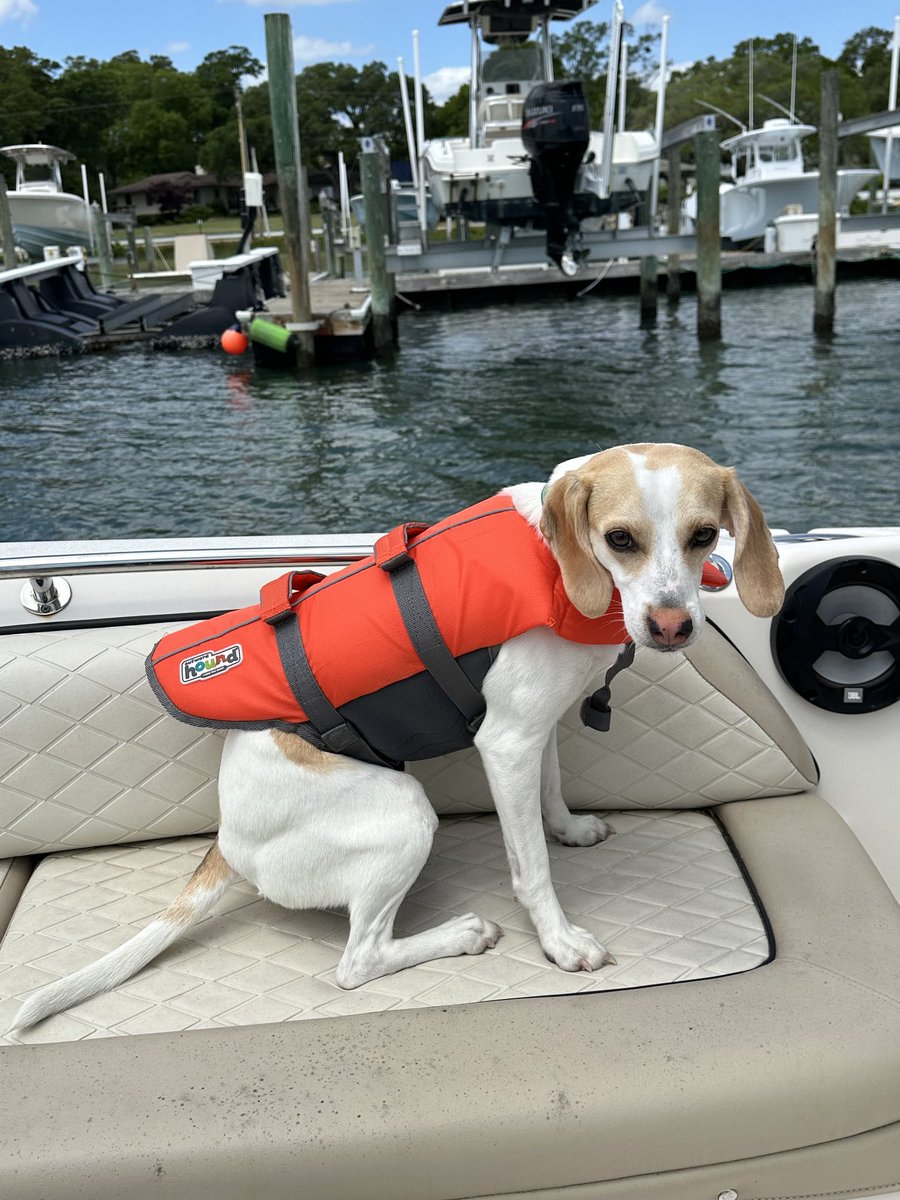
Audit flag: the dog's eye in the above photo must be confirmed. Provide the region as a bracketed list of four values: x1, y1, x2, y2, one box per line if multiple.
[692, 526, 717, 548]
[606, 530, 636, 552]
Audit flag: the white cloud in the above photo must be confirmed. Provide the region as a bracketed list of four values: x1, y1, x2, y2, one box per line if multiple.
[292, 34, 374, 63]
[166, 40, 191, 55]
[423, 66, 470, 104]
[0, 0, 37, 22]
[629, 1, 669, 25]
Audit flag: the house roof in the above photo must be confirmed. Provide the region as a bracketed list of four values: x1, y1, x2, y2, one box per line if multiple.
[108, 169, 278, 196]
[108, 171, 219, 196]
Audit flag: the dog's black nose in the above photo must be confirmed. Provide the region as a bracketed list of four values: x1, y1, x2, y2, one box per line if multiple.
[647, 610, 693, 647]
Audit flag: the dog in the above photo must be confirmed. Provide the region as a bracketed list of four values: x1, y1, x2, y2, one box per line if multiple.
[10, 443, 783, 1030]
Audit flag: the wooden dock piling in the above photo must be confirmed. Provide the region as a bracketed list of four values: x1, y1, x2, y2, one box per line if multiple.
[694, 129, 722, 340]
[359, 142, 396, 355]
[666, 148, 682, 304]
[264, 11, 315, 367]
[91, 208, 114, 289]
[815, 70, 839, 337]
[639, 256, 658, 324]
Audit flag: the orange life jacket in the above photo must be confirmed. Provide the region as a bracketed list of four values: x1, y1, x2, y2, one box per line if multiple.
[146, 494, 714, 766]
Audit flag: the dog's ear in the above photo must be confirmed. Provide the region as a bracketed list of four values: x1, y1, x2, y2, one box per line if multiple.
[720, 470, 784, 617]
[541, 472, 614, 618]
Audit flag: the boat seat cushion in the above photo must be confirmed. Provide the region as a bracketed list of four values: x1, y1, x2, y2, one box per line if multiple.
[0, 808, 771, 1043]
[1, 792, 899, 1199]
[0, 622, 816, 856]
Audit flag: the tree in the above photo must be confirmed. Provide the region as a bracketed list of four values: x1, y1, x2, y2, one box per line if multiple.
[146, 177, 194, 220]
[550, 19, 659, 131]
[0, 46, 58, 173]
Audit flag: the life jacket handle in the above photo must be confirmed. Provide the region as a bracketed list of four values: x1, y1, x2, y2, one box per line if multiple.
[260, 570, 326, 625]
[374, 522, 431, 572]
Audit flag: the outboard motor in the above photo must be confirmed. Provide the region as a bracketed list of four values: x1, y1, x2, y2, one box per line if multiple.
[522, 80, 591, 273]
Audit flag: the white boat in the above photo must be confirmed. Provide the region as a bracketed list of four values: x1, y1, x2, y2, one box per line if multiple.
[1, 510, 899, 1196]
[682, 118, 877, 243]
[422, 1, 658, 266]
[0, 143, 92, 259]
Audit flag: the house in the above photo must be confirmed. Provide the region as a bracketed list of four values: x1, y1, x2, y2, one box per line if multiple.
[108, 168, 279, 219]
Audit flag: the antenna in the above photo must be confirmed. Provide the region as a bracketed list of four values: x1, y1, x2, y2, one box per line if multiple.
[695, 98, 745, 132]
[748, 38, 754, 130]
[759, 92, 795, 121]
[790, 34, 798, 122]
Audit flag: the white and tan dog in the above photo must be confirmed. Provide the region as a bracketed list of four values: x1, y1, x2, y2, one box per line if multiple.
[11, 444, 783, 1030]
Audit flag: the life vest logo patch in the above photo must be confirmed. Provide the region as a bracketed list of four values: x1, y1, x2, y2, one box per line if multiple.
[180, 644, 243, 684]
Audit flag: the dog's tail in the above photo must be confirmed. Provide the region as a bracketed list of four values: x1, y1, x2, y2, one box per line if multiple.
[9, 840, 236, 1033]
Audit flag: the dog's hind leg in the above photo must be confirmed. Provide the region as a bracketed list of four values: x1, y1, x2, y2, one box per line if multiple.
[218, 731, 501, 992]
[335, 770, 502, 989]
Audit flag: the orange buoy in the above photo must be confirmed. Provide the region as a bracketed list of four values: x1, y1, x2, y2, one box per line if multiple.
[221, 326, 249, 355]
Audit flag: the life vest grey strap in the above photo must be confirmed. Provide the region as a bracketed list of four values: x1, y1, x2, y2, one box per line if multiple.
[268, 612, 398, 768]
[376, 527, 487, 733]
[580, 642, 636, 732]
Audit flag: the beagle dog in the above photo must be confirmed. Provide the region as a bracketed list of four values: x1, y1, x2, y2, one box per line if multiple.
[11, 444, 783, 1030]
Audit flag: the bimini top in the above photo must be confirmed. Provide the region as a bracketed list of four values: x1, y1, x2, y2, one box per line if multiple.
[439, 0, 597, 38]
[720, 119, 816, 154]
[0, 144, 76, 166]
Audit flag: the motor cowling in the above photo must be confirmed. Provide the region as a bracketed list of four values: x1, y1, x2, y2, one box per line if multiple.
[522, 80, 591, 270]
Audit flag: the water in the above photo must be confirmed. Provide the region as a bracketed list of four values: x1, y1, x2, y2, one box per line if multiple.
[1, 278, 898, 542]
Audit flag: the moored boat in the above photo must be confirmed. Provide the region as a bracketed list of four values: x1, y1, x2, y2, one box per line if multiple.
[422, 0, 658, 269]
[0, 144, 92, 259]
[682, 118, 877, 244]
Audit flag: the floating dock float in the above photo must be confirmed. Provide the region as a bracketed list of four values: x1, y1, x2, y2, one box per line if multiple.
[0, 254, 195, 357]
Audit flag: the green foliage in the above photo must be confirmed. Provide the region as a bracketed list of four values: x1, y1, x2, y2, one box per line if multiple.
[0, 45, 58, 184]
[0, 21, 896, 195]
[181, 203, 218, 223]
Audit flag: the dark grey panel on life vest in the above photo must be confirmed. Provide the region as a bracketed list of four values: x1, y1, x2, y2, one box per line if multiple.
[338, 647, 497, 763]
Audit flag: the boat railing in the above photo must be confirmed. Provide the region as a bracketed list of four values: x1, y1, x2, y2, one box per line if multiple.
[0, 537, 378, 617]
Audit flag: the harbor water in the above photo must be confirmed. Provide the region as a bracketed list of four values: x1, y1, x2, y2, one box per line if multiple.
[1, 277, 898, 542]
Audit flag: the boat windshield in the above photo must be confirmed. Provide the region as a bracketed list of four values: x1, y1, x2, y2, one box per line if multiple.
[757, 142, 798, 164]
[482, 43, 544, 85]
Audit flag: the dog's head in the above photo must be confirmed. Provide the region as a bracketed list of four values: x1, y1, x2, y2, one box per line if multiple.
[540, 444, 784, 651]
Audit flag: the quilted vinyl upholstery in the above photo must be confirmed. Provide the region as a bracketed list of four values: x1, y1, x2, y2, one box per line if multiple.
[0, 810, 770, 1044]
[0, 622, 811, 857]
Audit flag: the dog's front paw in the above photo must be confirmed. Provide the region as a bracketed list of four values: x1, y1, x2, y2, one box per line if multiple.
[542, 924, 615, 973]
[550, 813, 614, 847]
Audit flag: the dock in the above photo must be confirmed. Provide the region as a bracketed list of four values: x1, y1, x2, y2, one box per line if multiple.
[390, 243, 900, 307]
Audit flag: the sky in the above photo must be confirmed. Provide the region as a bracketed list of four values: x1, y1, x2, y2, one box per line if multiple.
[2, 0, 899, 103]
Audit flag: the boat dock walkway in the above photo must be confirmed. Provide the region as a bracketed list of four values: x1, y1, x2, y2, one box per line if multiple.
[391, 243, 900, 305]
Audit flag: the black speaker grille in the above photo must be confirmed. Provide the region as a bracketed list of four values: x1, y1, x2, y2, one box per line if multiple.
[771, 557, 900, 713]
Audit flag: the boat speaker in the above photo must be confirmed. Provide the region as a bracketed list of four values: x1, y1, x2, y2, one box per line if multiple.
[772, 557, 900, 714]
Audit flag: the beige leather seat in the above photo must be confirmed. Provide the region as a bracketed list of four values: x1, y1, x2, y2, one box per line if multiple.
[0, 622, 898, 1199]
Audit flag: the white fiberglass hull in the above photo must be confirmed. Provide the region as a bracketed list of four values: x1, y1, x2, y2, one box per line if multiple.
[423, 130, 656, 219]
[7, 190, 92, 258]
[683, 168, 877, 242]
